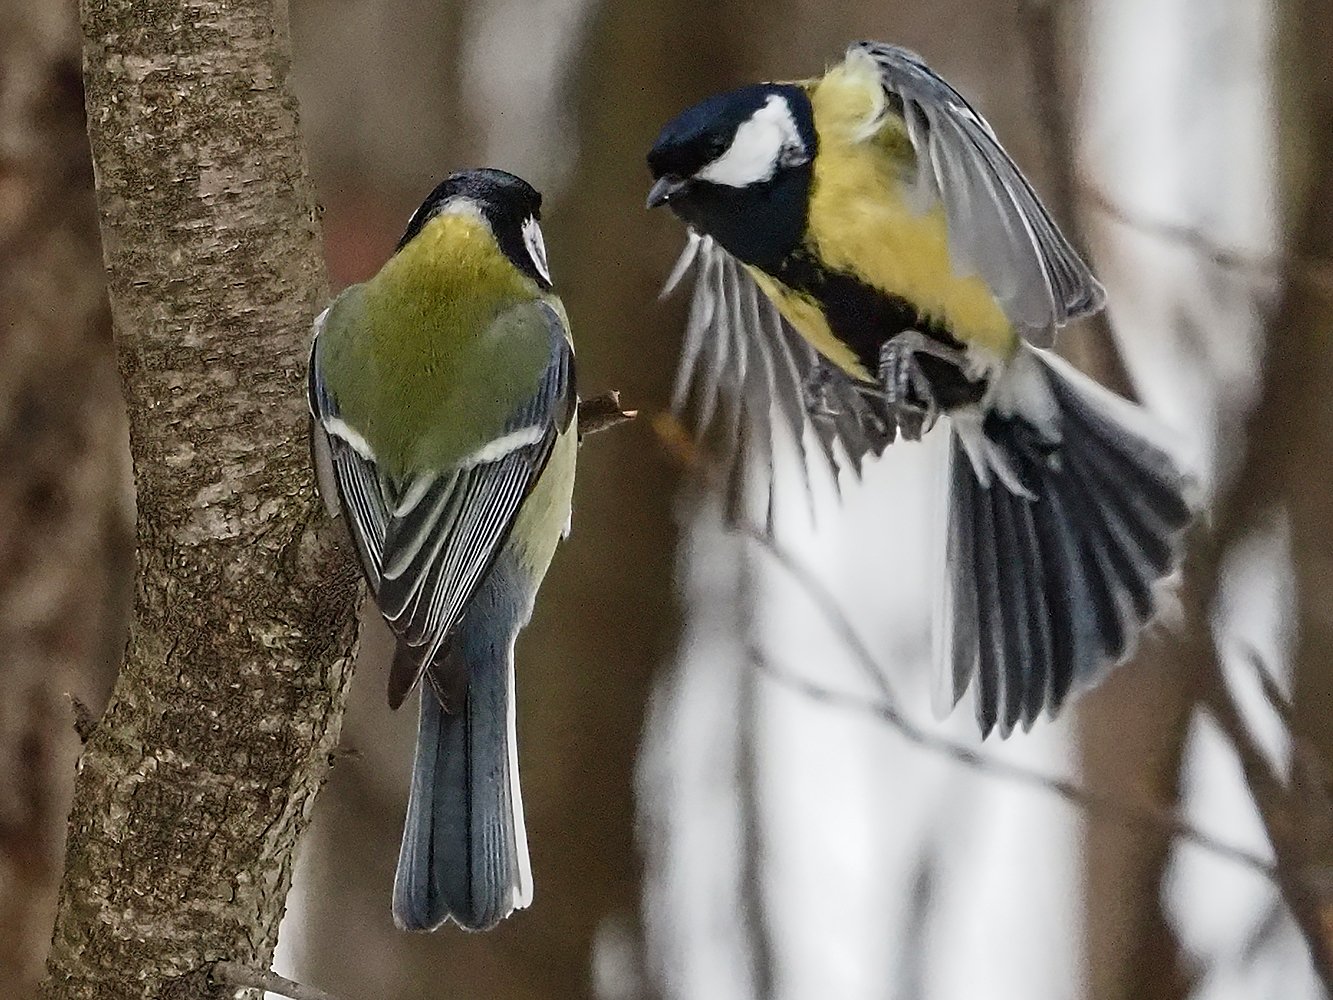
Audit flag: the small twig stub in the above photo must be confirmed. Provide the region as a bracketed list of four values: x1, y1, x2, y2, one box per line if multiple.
[578, 390, 637, 438]
[211, 960, 342, 1000]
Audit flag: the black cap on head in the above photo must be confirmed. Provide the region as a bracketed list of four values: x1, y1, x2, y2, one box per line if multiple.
[397, 169, 552, 289]
[647, 84, 781, 181]
[645, 85, 815, 272]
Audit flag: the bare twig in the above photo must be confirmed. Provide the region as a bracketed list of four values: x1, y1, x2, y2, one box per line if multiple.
[211, 961, 343, 1000]
[738, 523, 1280, 884]
[1237, 643, 1296, 730]
[1082, 185, 1333, 293]
[758, 657, 1276, 879]
[656, 413, 1282, 883]
[1177, 112, 1333, 987]
[1200, 671, 1333, 975]
[1022, 4, 1333, 982]
[1082, 187, 1281, 279]
[578, 390, 637, 438]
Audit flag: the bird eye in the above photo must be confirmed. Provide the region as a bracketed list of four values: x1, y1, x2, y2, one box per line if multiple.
[521, 216, 552, 285]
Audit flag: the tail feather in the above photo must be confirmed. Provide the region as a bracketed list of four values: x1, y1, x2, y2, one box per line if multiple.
[942, 347, 1194, 737]
[1058, 399, 1187, 573]
[970, 478, 1003, 734]
[1045, 462, 1131, 662]
[392, 560, 533, 932]
[1008, 490, 1055, 729]
[1025, 479, 1101, 715]
[987, 483, 1031, 736]
[1064, 445, 1176, 576]
[394, 675, 469, 929]
[997, 482, 1055, 730]
[1046, 356, 1192, 527]
[942, 441, 981, 710]
[1060, 455, 1157, 621]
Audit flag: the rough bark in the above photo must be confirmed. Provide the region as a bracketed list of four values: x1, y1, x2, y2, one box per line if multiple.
[0, 0, 131, 992]
[42, 1, 360, 997]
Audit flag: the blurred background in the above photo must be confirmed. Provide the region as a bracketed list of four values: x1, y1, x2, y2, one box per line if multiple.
[3, 0, 1328, 997]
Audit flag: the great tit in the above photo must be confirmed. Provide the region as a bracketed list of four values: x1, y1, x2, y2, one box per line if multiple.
[647, 42, 1194, 737]
[307, 169, 577, 931]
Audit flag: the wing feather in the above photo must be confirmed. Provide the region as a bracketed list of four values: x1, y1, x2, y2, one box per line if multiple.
[664, 234, 892, 521]
[852, 41, 1105, 345]
[308, 301, 575, 708]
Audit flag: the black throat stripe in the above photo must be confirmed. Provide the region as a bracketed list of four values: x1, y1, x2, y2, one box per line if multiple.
[773, 250, 987, 409]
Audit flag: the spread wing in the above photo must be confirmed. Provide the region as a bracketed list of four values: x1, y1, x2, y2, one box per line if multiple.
[851, 40, 1105, 346]
[308, 301, 575, 708]
[664, 232, 894, 526]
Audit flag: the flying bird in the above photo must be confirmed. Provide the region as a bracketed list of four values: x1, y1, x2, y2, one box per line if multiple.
[308, 169, 577, 930]
[647, 42, 1194, 737]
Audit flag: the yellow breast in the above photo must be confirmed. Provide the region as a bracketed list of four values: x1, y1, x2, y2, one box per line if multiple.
[743, 266, 871, 380]
[784, 56, 1016, 376]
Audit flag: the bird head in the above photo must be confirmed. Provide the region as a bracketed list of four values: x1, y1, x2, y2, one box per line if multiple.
[647, 84, 816, 270]
[397, 168, 553, 291]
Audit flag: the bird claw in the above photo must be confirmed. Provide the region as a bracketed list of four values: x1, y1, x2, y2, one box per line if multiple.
[878, 331, 965, 442]
[802, 360, 843, 418]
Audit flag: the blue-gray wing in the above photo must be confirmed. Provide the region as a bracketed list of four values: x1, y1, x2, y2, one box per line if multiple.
[663, 232, 893, 527]
[308, 311, 390, 590]
[851, 41, 1105, 346]
[308, 301, 575, 708]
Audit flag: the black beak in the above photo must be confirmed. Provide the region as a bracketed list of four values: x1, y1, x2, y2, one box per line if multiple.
[646, 175, 688, 209]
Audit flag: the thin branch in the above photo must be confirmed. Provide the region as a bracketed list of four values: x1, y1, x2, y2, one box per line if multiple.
[1082, 185, 1333, 293]
[1237, 642, 1297, 731]
[1021, 5, 1333, 981]
[1082, 186, 1282, 279]
[578, 390, 637, 438]
[656, 414, 1287, 886]
[1236, 645, 1333, 809]
[737, 523, 1280, 884]
[756, 657, 1276, 880]
[211, 961, 343, 1000]
[1174, 113, 1333, 987]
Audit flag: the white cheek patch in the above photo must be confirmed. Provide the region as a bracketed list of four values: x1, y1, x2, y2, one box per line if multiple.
[521, 216, 552, 284]
[696, 94, 808, 188]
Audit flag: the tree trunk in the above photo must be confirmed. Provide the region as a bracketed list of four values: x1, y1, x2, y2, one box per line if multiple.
[1023, 6, 1197, 998]
[1265, 0, 1333, 973]
[0, 0, 131, 993]
[1283, 0, 1333, 821]
[41, 1, 360, 997]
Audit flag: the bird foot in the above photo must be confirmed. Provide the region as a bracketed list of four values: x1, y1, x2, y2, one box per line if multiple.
[802, 360, 844, 418]
[877, 331, 966, 442]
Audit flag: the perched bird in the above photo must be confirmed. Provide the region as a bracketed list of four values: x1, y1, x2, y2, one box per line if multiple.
[307, 169, 577, 930]
[647, 42, 1195, 737]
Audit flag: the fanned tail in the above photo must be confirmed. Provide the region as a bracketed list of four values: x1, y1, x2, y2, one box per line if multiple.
[939, 347, 1195, 738]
